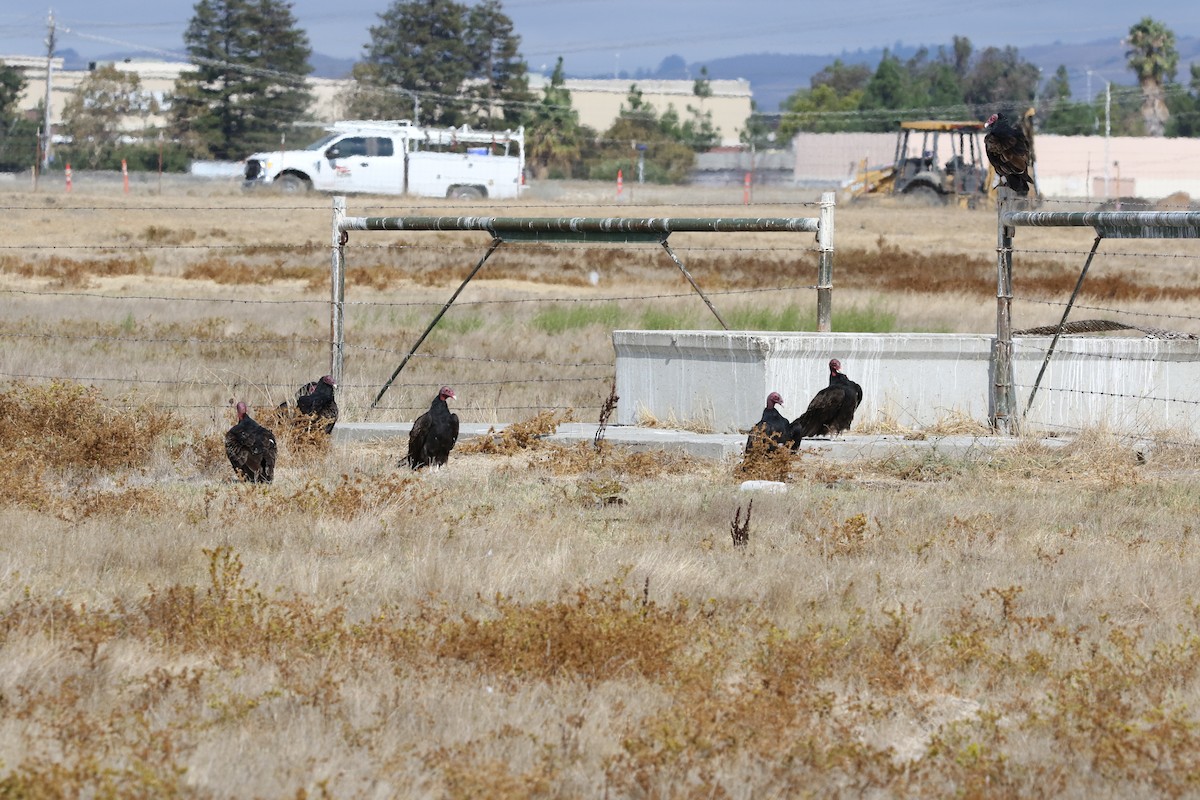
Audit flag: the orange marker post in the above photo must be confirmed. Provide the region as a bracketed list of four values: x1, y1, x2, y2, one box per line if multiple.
[121, 159, 129, 193]
[65, 163, 72, 193]
[617, 169, 623, 201]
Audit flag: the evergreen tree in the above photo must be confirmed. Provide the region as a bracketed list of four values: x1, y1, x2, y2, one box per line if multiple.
[463, 0, 531, 127]
[961, 45, 1040, 118]
[1039, 65, 1093, 135]
[0, 60, 39, 172]
[1126, 16, 1178, 137]
[522, 58, 594, 178]
[171, 0, 314, 159]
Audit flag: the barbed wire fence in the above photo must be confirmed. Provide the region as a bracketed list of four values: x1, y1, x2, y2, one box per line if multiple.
[994, 196, 1200, 441]
[0, 186, 830, 429]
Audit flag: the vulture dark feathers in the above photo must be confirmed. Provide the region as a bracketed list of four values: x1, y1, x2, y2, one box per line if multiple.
[788, 359, 863, 450]
[225, 401, 277, 483]
[983, 112, 1034, 197]
[745, 391, 790, 453]
[296, 374, 339, 434]
[405, 386, 460, 469]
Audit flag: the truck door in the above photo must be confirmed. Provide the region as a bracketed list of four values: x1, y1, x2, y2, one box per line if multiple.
[325, 135, 404, 194]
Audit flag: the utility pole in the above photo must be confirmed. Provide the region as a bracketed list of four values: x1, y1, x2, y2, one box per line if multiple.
[42, 10, 56, 169]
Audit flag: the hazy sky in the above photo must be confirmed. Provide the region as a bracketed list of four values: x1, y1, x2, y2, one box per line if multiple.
[2, 0, 1197, 76]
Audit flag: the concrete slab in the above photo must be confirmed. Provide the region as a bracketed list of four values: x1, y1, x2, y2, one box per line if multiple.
[334, 421, 1066, 462]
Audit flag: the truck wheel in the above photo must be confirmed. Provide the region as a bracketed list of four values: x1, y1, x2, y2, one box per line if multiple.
[277, 175, 310, 195]
[448, 185, 484, 200]
[904, 185, 944, 205]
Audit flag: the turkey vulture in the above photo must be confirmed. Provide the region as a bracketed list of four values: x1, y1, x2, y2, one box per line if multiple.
[787, 359, 863, 449]
[983, 112, 1034, 197]
[225, 401, 277, 483]
[296, 374, 339, 434]
[404, 386, 459, 469]
[744, 391, 790, 453]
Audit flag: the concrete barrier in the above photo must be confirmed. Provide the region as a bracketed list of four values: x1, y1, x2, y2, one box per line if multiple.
[613, 331, 1200, 434]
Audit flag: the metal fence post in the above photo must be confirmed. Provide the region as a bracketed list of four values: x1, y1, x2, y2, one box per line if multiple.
[817, 191, 835, 332]
[331, 196, 347, 385]
[992, 195, 1016, 433]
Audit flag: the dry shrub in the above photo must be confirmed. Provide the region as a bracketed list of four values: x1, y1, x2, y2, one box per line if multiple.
[257, 404, 333, 460]
[991, 428, 1142, 486]
[0, 381, 174, 471]
[458, 409, 574, 455]
[0, 253, 153, 286]
[182, 257, 321, 285]
[61, 484, 170, 521]
[217, 472, 425, 522]
[529, 441, 701, 477]
[141, 224, 197, 244]
[428, 575, 699, 684]
[735, 437, 795, 482]
[635, 407, 715, 433]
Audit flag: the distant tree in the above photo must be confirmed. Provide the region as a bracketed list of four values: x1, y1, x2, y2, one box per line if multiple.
[778, 59, 869, 137]
[951, 36, 973, 78]
[350, 0, 529, 128]
[522, 57, 594, 178]
[171, 0, 314, 159]
[1040, 65, 1095, 135]
[739, 99, 776, 149]
[811, 59, 871, 96]
[961, 45, 1040, 117]
[0, 60, 38, 171]
[463, 0, 531, 127]
[1126, 16, 1178, 137]
[858, 51, 915, 130]
[586, 85, 696, 183]
[1165, 63, 1200, 137]
[61, 65, 160, 168]
[0, 61, 24, 119]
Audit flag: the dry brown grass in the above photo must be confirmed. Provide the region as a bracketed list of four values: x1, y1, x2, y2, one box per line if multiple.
[2, 184, 1200, 797]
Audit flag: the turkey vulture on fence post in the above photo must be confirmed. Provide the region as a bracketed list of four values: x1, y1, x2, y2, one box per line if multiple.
[983, 112, 1034, 197]
[404, 386, 460, 469]
[296, 374, 339, 434]
[787, 359, 863, 450]
[225, 401, 277, 483]
[744, 391, 790, 454]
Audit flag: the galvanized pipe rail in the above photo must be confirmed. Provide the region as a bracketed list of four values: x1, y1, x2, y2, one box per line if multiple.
[992, 204, 1200, 433]
[330, 194, 834, 408]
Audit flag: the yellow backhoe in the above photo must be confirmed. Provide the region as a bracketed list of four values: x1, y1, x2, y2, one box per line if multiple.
[843, 111, 1036, 208]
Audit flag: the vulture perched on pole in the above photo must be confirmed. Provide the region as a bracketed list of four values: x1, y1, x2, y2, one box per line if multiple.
[744, 391, 790, 453]
[405, 386, 460, 469]
[295, 374, 339, 434]
[983, 112, 1034, 197]
[788, 359, 863, 449]
[225, 401, 277, 483]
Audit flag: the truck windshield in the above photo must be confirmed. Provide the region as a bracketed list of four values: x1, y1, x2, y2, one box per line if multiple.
[304, 133, 339, 151]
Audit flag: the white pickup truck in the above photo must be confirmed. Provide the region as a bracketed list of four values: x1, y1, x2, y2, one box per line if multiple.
[242, 120, 526, 199]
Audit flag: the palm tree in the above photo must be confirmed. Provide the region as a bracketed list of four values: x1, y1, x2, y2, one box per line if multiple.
[1125, 16, 1178, 136]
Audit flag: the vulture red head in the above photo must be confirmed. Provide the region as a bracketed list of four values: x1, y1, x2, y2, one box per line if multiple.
[766, 391, 783, 408]
[235, 401, 248, 421]
[984, 113, 999, 128]
[320, 374, 336, 388]
[829, 359, 842, 375]
[439, 386, 456, 401]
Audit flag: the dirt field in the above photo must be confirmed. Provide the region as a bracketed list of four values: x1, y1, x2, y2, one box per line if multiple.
[1, 178, 1200, 797]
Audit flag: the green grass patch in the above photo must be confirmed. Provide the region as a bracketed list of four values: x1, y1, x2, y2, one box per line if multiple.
[532, 303, 623, 334]
[834, 303, 897, 332]
[438, 312, 486, 335]
[639, 308, 702, 330]
[726, 304, 811, 331]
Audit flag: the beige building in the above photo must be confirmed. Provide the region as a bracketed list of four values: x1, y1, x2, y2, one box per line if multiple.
[6, 56, 752, 149]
